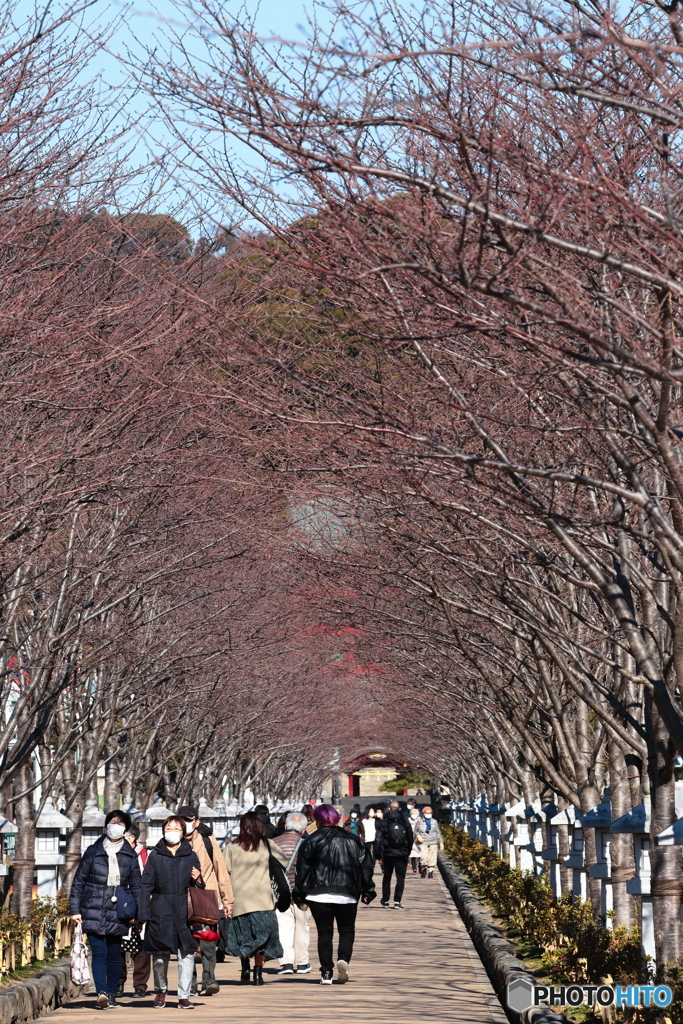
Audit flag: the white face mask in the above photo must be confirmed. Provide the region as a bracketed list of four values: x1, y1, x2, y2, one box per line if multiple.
[184, 822, 195, 834]
[164, 830, 183, 845]
[410, 812, 419, 818]
[424, 814, 432, 819]
[106, 823, 126, 840]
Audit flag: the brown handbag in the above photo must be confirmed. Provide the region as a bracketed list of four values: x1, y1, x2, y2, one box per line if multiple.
[187, 886, 220, 925]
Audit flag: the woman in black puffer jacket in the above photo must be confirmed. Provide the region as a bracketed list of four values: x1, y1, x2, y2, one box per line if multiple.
[138, 816, 205, 1009]
[70, 810, 141, 1008]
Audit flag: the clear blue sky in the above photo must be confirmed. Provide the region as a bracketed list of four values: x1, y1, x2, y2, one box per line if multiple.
[12, 0, 316, 225]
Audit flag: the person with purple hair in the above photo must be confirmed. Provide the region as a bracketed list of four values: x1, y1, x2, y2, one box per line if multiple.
[293, 803, 376, 985]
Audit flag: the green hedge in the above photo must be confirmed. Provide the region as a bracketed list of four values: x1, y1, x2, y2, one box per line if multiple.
[441, 826, 643, 984]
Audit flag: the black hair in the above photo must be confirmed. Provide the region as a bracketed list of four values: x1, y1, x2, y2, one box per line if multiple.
[125, 823, 140, 838]
[105, 809, 132, 830]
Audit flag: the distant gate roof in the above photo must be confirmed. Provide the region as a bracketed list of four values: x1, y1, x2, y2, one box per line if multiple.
[343, 750, 419, 772]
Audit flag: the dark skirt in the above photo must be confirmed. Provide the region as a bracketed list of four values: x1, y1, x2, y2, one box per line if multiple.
[225, 910, 283, 961]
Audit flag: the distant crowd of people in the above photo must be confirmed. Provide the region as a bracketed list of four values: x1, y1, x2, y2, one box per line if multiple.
[69, 796, 442, 1007]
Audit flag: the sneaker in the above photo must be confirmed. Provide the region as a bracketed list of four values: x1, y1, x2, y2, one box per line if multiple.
[295, 963, 312, 974]
[393, 901, 404, 909]
[177, 999, 195, 1009]
[428, 870, 434, 878]
[320, 971, 333, 985]
[108, 996, 119, 1008]
[420, 867, 427, 878]
[116, 983, 124, 998]
[203, 982, 220, 996]
[412, 869, 417, 874]
[380, 899, 391, 908]
[133, 989, 147, 998]
[278, 964, 294, 974]
[96, 993, 110, 1009]
[153, 993, 166, 1008]
[336, 959, 349, 984]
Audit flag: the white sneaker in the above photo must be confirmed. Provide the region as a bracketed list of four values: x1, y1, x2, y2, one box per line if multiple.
[320, 972, 333, 985]
[336, 959, 349, 984]
[295, 964, 312, 974]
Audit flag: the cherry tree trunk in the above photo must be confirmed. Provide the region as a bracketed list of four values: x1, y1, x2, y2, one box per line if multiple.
[12, 763, 36, 919]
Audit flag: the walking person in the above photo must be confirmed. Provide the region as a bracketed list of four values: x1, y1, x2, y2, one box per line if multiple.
[253, 804, 281, 838]
[408, 806, 422, 874]
[414, 806, 444, 878]
[223, 811, 289, 985]
[301, 804, 317, 835]
[344, 809, 365, 840]
[176, 804, 234, 997]
[70, 810, 141, 1009]
[138, 816, 206, 1009]
[375, 801, 412, 909]
[272, 812, 311, 975]
[362, 807, 376, 862]
[294, 804, 376, 985]
[119, 823, 151, 998]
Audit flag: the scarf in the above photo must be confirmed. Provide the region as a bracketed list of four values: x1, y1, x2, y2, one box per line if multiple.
[103, 838, 122, 886]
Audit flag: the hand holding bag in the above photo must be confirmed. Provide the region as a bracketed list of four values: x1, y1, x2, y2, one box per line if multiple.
[70, 922, 90, 987]
[268, 852, 291, 913]
[187, 886, 220, 925]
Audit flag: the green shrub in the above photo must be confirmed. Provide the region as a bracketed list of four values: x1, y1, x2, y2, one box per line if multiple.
[442, 826, 644, 986]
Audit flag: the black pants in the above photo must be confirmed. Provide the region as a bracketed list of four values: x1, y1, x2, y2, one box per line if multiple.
[364, 841, 374, 861]
[308, 901, 358, 974]
[382, 855, 408, 903]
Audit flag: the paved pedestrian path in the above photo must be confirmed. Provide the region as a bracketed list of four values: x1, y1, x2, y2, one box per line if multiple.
[47, 867, 508, 1024]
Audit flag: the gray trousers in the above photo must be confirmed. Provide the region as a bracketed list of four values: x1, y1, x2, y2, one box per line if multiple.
[152, 951, 195, 999]
[192, 939, 217, 987]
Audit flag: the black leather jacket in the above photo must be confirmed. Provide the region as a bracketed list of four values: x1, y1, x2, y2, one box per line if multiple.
[294, 825, 376, 900]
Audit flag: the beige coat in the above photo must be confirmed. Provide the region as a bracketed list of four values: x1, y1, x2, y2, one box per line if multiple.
[188, 831, 234, 909]
[223, 839, 288, 918]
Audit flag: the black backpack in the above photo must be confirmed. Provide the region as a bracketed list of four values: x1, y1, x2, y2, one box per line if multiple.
[385, 819, 409, 851]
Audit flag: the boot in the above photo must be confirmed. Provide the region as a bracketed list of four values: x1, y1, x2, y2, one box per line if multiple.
[252, 965, 264, 986]
[240, 958, 251, 984]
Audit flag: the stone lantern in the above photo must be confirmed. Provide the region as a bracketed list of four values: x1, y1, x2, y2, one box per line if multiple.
[197, 797, 219, 833]
[81, 797, 106, 852]
[145, 797, 171, 844]
[487, 802, 503, 854]
[211, 798, 229, 841]
[610, 800, 653, 963]
[579, 795, 612, 924]
[35, 797, 73, 896]
[549, 805, 587, 899]
[0, 817, 17, 878]
[122, 800, 151, 846]
[506, 799, 543, 873]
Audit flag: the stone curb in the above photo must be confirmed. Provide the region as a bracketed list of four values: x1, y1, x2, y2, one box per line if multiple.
[0, 960, 83, 1024]
[438, 853, 568, 1024]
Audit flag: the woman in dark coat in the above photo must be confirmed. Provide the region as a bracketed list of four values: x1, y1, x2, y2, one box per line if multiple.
[70, 810, 141, 1008]
[138, 816, 204, 1009]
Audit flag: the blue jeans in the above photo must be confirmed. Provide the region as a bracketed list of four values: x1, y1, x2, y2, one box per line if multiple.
[88, 934, 122, 995]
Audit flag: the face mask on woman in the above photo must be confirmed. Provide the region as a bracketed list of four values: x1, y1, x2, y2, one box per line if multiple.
[367, 809, 375, 818]
[164, 830, 183, 845]
[350, 813, 358, 820]
[424, 813, 432, 820]
[410, 811, 419, 819]
[106, 823, 126, 841]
